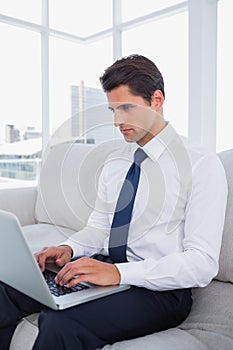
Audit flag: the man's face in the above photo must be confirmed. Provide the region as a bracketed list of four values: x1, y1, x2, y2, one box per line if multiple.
[107, 85, 164, 146]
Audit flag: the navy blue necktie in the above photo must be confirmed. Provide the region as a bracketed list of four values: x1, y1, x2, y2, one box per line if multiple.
[109, 148, 148, 263]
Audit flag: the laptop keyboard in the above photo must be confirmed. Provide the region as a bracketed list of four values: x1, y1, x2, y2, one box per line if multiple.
[44, 269, 90, 297]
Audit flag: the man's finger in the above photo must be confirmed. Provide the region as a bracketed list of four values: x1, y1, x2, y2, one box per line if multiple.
[37, 253, 47, 272]
[55, 263, 78, 285]
[55, 260, 91, 285]
[65, 275, 90, 288]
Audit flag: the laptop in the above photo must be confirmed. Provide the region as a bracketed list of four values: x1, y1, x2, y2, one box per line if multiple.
[0, 210, 130, 310]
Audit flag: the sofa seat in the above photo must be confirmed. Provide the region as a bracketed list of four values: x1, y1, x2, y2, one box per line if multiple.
[10, 314, 39, 350]
[10, 314, 205, 350]
[23, 223, 76, 254]
[180, 280, 233, 350]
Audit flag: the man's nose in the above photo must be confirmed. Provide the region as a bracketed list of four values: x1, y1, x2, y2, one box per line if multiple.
[114, 112, 125, 127]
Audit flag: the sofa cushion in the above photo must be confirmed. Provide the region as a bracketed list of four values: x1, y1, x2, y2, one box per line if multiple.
[10, 314, 38, 350]
[35, 141, 123, 232]
[180, 280, 233, 349]
[102, 328, 207, 350]
[22, 223, 76, 253]
[216, 149, 233, 282]
[10, 315, 207, 350]
[35, 142, 94, 232]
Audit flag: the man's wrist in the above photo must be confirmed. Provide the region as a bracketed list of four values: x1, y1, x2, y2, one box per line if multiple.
[113, 264, 121, 285]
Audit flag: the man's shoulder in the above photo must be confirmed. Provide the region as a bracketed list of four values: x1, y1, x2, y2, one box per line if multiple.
[178, 135, 216, 163]
[178, 135, 225, 175]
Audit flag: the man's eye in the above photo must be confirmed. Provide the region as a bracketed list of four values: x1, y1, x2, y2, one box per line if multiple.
[121, 104, 134, 111]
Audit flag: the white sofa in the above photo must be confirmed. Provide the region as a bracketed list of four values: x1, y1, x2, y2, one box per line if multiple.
[1, 141, 233, 350]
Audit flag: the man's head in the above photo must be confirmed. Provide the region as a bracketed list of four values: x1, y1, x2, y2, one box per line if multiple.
[99, 54, 166, 146]
[99, 54, 165, 103]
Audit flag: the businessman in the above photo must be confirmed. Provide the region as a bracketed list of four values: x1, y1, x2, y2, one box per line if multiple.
[0, 54, 228, 349]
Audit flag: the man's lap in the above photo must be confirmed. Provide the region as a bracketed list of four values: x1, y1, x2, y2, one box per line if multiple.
[0, 281, 192, 347]
[37, 286, 192, 343]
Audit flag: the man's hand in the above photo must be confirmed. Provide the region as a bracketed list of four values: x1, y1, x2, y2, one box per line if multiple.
[55, 257, 121, 287]
[34, 245, 73, 272]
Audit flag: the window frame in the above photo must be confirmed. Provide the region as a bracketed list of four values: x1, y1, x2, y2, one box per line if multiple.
[0, 0, 218, 153]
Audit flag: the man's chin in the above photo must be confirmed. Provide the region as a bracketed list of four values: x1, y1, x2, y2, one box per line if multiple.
[123, 137, 136, 143]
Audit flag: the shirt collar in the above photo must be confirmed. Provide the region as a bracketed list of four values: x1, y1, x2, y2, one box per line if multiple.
[130, 122, 177, 162]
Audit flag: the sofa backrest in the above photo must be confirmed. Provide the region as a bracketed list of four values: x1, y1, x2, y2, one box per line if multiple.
[35, 140, 124, 232]
[216, 148, 233, 283]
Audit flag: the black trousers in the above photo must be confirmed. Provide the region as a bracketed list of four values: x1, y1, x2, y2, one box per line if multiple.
[0, 280, 192, 350]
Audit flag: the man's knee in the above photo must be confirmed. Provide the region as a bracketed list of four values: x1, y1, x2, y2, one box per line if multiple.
[38, 309, 66, 335]
[0, 281, 42, 328]
[0, 282, 21, 327]
[36, 308, 105, 350]
[34, 309, 82, 349]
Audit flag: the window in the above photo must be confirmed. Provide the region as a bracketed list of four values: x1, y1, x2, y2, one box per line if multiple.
[122, 11, 188, 136]
[50, 36, 113, 144]
[0, 23, 41, 181]
[122, 0, 184, 22]
[0, 25, 41, 136]
[50, 0, 112, 37]
[0, 0, 41, 23]
[216, 0, 233, 152]
[1, 1, 220, 182]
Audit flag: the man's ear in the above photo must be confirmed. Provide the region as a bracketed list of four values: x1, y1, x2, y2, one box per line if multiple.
[151, 90, 164, 111]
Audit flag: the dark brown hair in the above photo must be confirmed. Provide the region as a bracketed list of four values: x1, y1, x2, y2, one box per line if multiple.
[99, 54, 165, 104]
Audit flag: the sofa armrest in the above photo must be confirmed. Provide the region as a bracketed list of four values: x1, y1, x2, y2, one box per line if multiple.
[0, 183, 37, 225]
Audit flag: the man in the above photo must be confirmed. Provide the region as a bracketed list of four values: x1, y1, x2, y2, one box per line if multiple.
[0, 54, 228, 349]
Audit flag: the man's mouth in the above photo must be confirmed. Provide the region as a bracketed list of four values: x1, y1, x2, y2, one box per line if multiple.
[121, 128, 133, 135]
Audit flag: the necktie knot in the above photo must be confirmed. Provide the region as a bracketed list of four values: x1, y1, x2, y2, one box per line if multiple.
[134, 148, 147, 166]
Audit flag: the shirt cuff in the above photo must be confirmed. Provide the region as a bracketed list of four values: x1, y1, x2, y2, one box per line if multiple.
[115, 261, 146, 287]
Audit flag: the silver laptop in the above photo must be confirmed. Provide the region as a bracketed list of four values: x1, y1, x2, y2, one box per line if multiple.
[0, 210, 130, 310]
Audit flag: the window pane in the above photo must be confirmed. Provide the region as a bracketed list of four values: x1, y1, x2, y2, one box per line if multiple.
[0, 0, 41, 23]
[0, 24, 41, 181]
[216, 0, 233, 152]
[50, 36, 113, 145]
[122, 12, 188, 136]
[122, 0, 185, 22]
[50, 0, 112, 37]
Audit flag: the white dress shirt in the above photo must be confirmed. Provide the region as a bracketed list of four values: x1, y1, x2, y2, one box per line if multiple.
[64, 123, 228, 291]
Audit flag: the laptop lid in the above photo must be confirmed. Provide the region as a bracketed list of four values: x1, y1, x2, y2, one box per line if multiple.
[0, 210, 130, 310]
